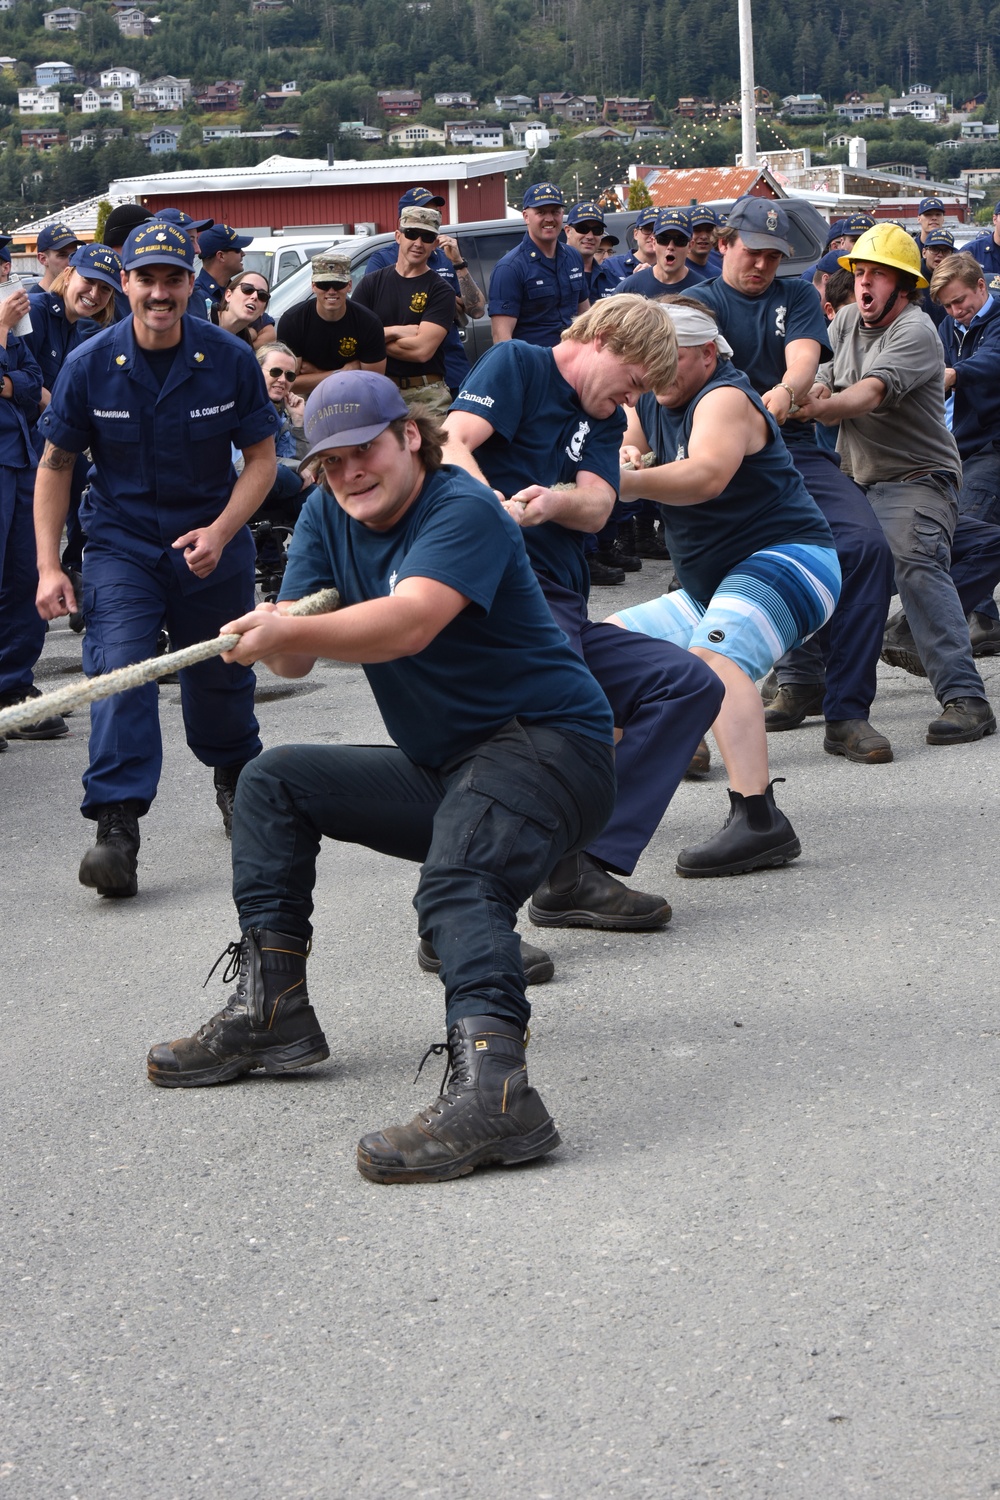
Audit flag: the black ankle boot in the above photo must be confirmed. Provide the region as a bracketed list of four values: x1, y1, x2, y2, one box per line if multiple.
[146, 928, 330, 1087]
[675, 779, 801, 878]
[213, 760, 252, 838]
[356, 1015, 560, 1183]
[633, 514, 670, 559]
[78, 801, 143, 897]
[528, 850, 671, 930]
[417, 935, 555, 985]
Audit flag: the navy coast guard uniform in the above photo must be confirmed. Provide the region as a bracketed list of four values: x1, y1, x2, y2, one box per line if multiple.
[40, 312, 278, 817]
[0, 329, 44, 701]
[488, 234, 587, 347]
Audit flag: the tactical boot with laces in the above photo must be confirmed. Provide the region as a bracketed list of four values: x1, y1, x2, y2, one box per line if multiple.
[146, 928, 329, 1087]
[356, 1015, 560, 1183]
[78, 801, 142, 898]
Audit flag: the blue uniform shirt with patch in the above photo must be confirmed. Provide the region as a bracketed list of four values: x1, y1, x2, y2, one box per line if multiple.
[25, 290, 104, 393]
[40, 315, 278, 593]
[963, 229, 1000, 293]
[450, 339, 625, 598]
[0, 330, 42, 468]
[488, 234, 587, 347]
[363, 242, 469, 388]
[614, 265, 705, 299]
[278, 465, 613, 766]
[689, 274, 831, 449]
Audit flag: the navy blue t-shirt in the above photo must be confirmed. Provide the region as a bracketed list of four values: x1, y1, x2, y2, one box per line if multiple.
[636, 363, 834, 604]
[614, 266, 704, 299]
[278, 464, 613, 766]
[688, 275, 831, 448]
[450, 340, 625, 598]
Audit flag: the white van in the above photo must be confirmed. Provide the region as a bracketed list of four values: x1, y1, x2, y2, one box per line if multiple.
[241, 235, 351, 291]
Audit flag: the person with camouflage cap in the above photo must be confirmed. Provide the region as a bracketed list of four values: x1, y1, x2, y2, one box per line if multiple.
[276, 250, 386, 395]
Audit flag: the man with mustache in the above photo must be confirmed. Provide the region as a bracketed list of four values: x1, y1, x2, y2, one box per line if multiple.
[33, 221, 279, 895]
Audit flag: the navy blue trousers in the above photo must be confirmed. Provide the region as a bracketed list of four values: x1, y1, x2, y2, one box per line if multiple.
[0, 464, 45, 700]
[542, 578, 724, 875]
[80, 545, 261, 817]
[232, 721, 617, 1030]
[774, 446, 895, 719]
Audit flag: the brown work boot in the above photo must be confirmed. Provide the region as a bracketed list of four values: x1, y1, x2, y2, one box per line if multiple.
[969, 610, 1000, 657]
[926, 698, 997, 745]
[763, 683, 826, 731]
[417, 935, 555, 985]
[684, 737, 711, 778]
[528, 851, 671, 930]
[356, 1015, 560, 1184]
[880, 612, 926, 677]
[146, 928, 329, 1087]
[823, 719, 893, 764]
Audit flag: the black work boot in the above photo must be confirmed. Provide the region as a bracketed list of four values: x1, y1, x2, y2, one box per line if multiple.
[78, 801, 142, 897]
[969, 610, 1000, 657]
[213, 760, 251, 838]
[528, 850, 671, 930]
[587, 555, 625, 586]
[632, 514, 670, 559]
[880, 611, 926, 678]
[675, 780, 801, 878]
[417, 935, 555, 986]
[594, 535, 641, 572]
[356, 1015, 560, 1183]
[763, 683, 826, 731]
[926, 697, 997, 745]
[0, 684, 69, 740]
[146, 928, 329, 1087]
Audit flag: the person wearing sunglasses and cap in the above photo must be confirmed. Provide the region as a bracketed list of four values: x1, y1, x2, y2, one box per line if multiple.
[352, 206, 457, 417]
[565, 201, 623, 301]
[145, 368, 618, 1187]
[33, 221, 280, 895]
[360, 186, 485, 398]
[601, 206, 659, 283]
[615, 209, 704, 298]
[276, 251, 386, 395]
[686, 206, 725, 278]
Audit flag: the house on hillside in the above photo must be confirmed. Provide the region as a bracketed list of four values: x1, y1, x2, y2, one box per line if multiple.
[836, 100, 886, 121]
[22, 127, 66, 148]
[435, 91, 476, 108]
[377, 90, 422, 117]
[140, 125, 181, 153]
[133, 76, 190, 110]
[18, 89, 61, 114]
[538, 91, 598, 122]
[259, 89, 300, 109]
[101, 67, 141, 88]
[603, 97, 655, 124]
[76, 89, 124, 112]
[117, 7, 153, 35]
[387, 123, 446, 148]
[494, 94, 534, 115]
[43, 6, 83, 28]
[889, 91, 947, 121]
[781, 93, 826, 116]
[193, 81, 243, 111]
[35, 61, 75, 86]
[445, 121, 505, 149]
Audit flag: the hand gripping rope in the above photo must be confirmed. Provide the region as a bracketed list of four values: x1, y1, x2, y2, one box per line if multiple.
[0, 587, 341, 739]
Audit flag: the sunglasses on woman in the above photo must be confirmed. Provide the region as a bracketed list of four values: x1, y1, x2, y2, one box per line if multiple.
[402, 228, 437, 245]
[237, 282, 270, 301]
[266, 367, 296, 382]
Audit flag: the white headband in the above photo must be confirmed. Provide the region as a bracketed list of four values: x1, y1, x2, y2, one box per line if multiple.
[664, 304, 734, 358]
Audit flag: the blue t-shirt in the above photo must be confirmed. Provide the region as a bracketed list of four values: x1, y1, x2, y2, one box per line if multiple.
[636, 363, 834, 604]
[277, 465, 613, 766]
[488, 234, 587, 347]
[450, 339, 625, 597]
[614, 265, 704, 299]
[689, 274, 831, 449]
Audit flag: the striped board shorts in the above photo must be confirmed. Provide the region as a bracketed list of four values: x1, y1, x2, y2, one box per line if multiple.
[613, 543, 842, 683]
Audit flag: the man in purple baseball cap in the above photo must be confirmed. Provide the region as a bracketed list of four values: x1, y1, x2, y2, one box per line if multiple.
[147, 368, 619, 1187]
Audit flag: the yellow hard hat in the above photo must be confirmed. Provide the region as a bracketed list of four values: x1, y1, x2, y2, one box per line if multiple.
[838, 223, 928, 289]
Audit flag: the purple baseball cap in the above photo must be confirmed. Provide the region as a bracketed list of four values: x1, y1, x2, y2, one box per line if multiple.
[303, 371, 409, 461]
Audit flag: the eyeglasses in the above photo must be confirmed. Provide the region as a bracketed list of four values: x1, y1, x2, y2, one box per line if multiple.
[402, 228, 437, 245]
[572, 223, 605, 236]
[266, 367, 296, 382]
[315, 280, 350, 291]
[237, 282, 270, 301]
[655, 234, 689, 248]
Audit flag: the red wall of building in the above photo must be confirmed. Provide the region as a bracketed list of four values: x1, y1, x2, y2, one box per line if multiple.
[139, 172, 510, 231]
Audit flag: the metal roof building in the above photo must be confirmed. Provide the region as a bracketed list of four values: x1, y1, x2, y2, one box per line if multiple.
[107, 151, 528, 234]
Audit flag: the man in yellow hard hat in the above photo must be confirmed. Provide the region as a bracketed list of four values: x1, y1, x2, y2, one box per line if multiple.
[795, 223, 996, 746]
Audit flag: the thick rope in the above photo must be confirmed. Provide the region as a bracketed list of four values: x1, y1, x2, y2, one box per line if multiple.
[0, 587, 341, 737]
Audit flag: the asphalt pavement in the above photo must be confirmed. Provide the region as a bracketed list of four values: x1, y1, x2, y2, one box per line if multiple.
[3, 561, 1000, 1499]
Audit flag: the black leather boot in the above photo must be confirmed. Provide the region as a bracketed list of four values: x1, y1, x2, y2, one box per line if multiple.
[417, 935, 555, 985]
[763, 683, 826, 730]
[214, 760, 252, 838]
[633, 514, 670, 559]
[78, 801, 142, 897]
[528, 850, 671, 930]
[356, 1015, 560, 1183]
[880, 611, 926, 678]
[146, 928, 329, 1087]
[676, 780, 801, 878]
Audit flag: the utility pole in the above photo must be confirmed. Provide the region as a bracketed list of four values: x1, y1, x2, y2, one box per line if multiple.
[738, 0, 758, 166]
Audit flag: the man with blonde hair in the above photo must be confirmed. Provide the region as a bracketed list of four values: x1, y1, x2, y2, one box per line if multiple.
[442, 296, 725, 930]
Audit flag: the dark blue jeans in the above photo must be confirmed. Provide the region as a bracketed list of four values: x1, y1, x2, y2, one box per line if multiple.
[957, 446, 1000, 620]
[231, 720, 617, 1030]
